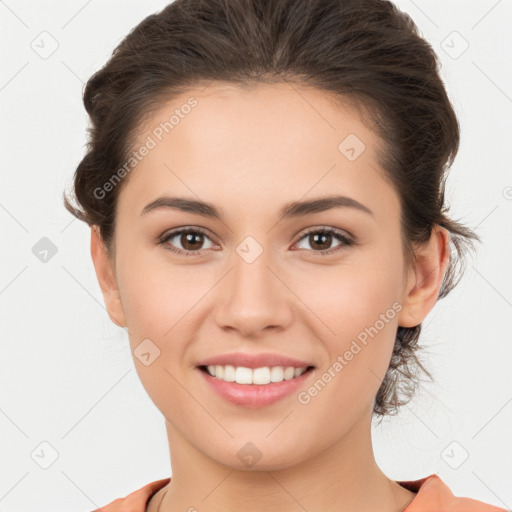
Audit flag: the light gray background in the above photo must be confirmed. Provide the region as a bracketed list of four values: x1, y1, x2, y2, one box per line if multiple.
[1, 0, 511, 510]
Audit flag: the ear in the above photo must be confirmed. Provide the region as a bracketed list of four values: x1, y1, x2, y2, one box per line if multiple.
[90, 225, 127, 328]
[397, 226, 451, 328]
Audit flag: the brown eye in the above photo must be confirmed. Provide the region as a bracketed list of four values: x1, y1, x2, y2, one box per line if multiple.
[159, 228, 216, 255]
[308, 232, 333, 251]
[295, 228, 354, 255]
[180, 231, 206, 251]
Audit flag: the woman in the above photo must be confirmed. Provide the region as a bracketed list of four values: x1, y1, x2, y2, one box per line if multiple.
[63, 0, 506, 510]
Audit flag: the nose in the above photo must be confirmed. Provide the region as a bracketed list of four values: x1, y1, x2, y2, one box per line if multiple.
[214, 244, 293, 338]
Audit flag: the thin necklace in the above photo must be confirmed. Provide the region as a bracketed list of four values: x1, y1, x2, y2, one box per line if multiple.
[156, 484, 415, 511]
[156, 487, 169, 512]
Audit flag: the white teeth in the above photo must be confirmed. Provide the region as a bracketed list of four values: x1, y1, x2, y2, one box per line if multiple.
[215, 365, 224, 380]
[235, 366, 253, 384]
[205, 365, 308, 385]
[223, 365, 236, 382]
[252, 367, 271, 385]
[284, 367, 295, 380]
[270, 366, 283, 382]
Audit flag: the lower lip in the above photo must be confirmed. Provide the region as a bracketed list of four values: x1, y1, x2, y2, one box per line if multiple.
[198, 367, 315, 408]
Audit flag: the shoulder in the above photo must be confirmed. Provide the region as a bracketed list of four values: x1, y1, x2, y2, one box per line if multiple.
[92, 478, 171, 512]
[399, 474, 508, 512]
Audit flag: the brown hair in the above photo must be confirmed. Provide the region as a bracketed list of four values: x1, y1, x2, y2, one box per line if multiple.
[63, 0, 480, 417]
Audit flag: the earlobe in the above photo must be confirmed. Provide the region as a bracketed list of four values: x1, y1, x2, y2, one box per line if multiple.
[397, 226, 451, 328]
[90, 226, 127, 328]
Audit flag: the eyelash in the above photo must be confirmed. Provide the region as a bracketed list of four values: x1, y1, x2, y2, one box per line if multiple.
[157, 226, 355, 257]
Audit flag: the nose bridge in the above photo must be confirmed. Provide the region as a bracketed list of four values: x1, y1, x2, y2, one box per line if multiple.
[215, 235, 292, 336]
[232, 238, 273, 294]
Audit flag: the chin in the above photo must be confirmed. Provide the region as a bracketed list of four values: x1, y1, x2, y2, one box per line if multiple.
[204, 439, 312, 473]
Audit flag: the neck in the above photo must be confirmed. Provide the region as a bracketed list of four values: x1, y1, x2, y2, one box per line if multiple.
[157, 411, 416, 512]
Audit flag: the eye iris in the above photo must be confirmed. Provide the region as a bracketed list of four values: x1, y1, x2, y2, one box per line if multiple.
[310, 232, 332, 250]
[182, 232, 204, 250]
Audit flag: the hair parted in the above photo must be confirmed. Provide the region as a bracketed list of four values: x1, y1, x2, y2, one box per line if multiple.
[63, 0, 480, 417]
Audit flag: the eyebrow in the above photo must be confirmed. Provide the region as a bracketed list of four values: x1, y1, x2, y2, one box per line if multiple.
[140, 194, 374, 220]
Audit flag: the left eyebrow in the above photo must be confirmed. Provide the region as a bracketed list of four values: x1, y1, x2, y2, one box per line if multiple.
[278, 195, 374, 220]
[139, 194, 374, 220]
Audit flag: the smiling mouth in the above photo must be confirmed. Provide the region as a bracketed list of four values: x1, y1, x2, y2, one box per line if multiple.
[198, 364, 315, 385]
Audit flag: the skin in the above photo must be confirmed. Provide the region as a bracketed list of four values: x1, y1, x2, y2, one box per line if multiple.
[90, 81, 450, 512]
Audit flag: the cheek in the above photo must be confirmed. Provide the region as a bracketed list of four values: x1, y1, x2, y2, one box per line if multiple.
[115, 254, 201, 416]
[292, 252, 403, 399]
[116, 249, 201, 338]
[291, 248, 403, 334]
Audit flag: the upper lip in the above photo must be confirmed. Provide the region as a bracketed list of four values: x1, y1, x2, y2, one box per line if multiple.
[196, 352, 315, 369]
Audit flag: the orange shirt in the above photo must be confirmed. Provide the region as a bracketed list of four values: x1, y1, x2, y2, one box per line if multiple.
[93, 474, 507, 511]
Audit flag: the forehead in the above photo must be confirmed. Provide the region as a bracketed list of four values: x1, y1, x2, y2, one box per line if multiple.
[120, 81, 398, 223]
[132, 80, 384, 163]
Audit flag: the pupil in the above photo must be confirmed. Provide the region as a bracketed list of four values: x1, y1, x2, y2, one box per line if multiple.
[312, 233, 331, 250]
[183, 232, 203, 250]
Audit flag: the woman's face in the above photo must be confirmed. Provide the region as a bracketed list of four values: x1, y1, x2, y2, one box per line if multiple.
[92, 82, 445, 470]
